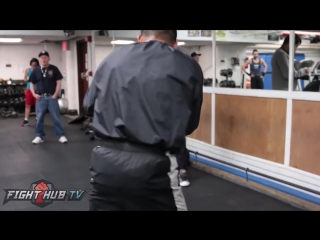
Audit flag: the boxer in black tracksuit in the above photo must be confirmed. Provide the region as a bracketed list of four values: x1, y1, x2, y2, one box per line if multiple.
[84, 30, 203, 211]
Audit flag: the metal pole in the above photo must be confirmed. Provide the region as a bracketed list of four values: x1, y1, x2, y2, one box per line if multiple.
[91, 30, 96, 76]
[212, 30, 216, 88]
[288, 30, 295, 91]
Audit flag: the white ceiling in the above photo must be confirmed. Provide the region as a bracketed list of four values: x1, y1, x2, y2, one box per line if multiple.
[94, 36, 213, 47]
[0, 35, 79, 44]
[0, 35, 213, 47]
[0, 34, 276, 47]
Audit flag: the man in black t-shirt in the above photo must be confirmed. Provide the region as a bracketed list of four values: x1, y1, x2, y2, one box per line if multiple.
[29, 51, 67, 144]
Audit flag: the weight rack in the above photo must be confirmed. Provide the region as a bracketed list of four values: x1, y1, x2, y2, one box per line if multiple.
[0, 80, 29, 116]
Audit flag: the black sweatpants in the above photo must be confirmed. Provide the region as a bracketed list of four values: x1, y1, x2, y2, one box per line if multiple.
[251, 76, 264, 89]
[89, 139, 187, 211]
[177, 144, 190, 170]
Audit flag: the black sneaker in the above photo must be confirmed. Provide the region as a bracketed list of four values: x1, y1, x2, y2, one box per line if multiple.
[22, 120, 29, 126]
[179, 169, 190, 187]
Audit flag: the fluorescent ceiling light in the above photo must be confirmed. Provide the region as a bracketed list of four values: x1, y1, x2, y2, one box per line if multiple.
[111, 40, 186, 46]
[111, 40, 135, 45]
[282, 31, 320, 36]
[0, 38, 22, 42]
[0, 38, 22, 43]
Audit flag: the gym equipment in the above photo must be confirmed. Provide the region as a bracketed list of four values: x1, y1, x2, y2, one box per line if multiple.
[304, 61, 320, 92]
[294, 59, 314, 71]
[58, 89, 68, 114]
[303, 81, 320, 92]
[219, 80, 236, 88]
[0, 107, 18, 119]
[293, 59, 314, 91]
[0, 80, 28, 116]
[231, 58, 239, 66]
[294, 59, 314, 80]
[11, 111, 18, 118]
[58, 98, 68, 114]
[220, 68, 233, 78]
[203, 78, 213, 87]
[219, 68, 236, 88]
[310, 61, 320, 81]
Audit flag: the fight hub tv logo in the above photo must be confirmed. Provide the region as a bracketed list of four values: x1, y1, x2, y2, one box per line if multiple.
[2, 179, 90, 208]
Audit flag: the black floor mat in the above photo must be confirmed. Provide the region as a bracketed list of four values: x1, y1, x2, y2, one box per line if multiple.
[0, 116, 301, 211]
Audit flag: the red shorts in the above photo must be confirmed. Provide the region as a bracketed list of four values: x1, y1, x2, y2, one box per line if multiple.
[25, 89, 36, 106]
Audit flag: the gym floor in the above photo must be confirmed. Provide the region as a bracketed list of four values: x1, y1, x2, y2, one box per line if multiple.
[0, 116, 301, 211]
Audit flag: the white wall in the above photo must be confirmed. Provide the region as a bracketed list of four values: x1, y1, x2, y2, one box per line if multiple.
[0, 43, 69, 97]
[0, 44, 62, 80]
[65, 39, 80, 111]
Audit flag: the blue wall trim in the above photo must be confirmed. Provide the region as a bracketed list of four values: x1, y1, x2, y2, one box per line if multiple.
[189, 153, 320, 206]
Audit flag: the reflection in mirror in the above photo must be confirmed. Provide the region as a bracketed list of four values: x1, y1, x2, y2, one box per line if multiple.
[213, 30, 320, 91]
[304, 62, 320, 91]
[178, 31, 213, 87]
[274, 31, 306, 91]
[213, 30, 287, 90]
[287, 30, 320, 92]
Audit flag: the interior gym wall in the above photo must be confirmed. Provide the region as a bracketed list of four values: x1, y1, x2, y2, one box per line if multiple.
[0, 44, 63, 79]
[95, 45, 121, 70]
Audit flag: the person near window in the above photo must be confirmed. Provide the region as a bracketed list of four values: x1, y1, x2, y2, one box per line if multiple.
[242, 49, 268, 89]
[191, 52, 201, 62]
[22, 58, 39, 126]
[271, 34, 309, 90]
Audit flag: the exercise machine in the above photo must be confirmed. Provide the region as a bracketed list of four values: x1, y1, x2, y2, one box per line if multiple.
[203, 78, 218, 87]
[303, 61, 320, 92]
[219, 69, 236, 88]
[292, 59, 314, 91]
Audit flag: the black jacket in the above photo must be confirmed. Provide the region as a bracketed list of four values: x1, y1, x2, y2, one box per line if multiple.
[84, 40, 203, 151]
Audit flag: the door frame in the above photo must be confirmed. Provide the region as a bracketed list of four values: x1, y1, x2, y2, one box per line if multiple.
[76, 39, 88, 115]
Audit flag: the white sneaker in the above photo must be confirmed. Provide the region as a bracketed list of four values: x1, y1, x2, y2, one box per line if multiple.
[32, 137, 44, 144]
[179, 169, 190, 187]
[59, 136, 68, 143]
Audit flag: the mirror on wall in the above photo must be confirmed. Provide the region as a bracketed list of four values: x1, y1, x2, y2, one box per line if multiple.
[94, 30, 319, 91]
[178, 33, 214, 88]
[181, 30, 287, 90]
[288, 30, 320, 92]
[211, 30, 320, 91]
[213, 30, 289, 91]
